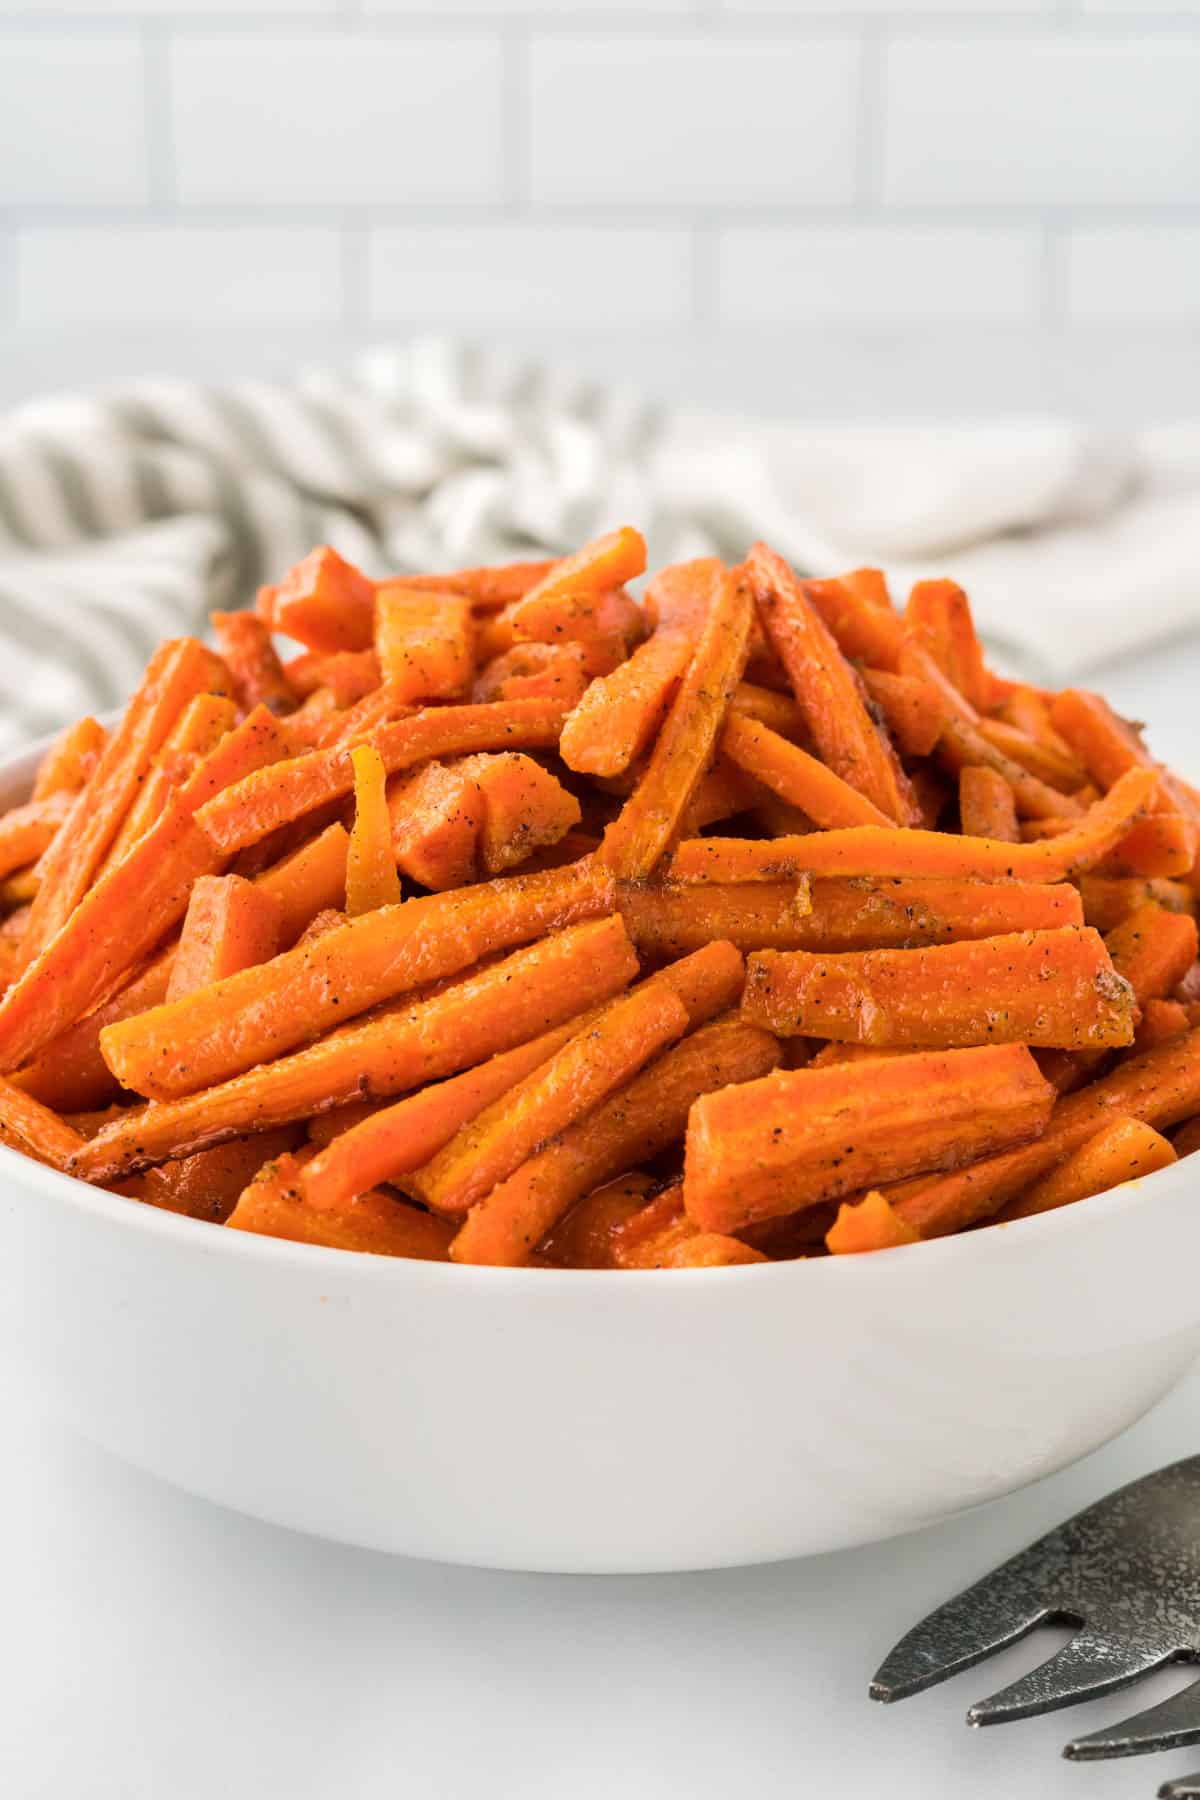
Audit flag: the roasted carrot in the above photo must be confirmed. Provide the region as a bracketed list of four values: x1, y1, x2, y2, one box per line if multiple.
[1097, 813, 1199, 880]
[104, 692, 238, 870]
[642, 557, 723, 633]
[889, 1028, 1200, 1238]
[803, 569, 902, 671]
[31, 716, 107, 801]
[859, 667, 948, 758]
[560, 630, 692, 778]
[1132, 997, 1190, 1053]
[677, 761, 761, 836]
[0, 794, 71, 883]
[721, 713, 892, 831]
[610, 1183, 694, 1268]
[449, 1015, 781, 1267]
[659, 1232, 768, 1268]
[13, 951, 175, 1113]
[503, 527, 647, 640]
[374, 584, 474, 703]
[345, 745, 401, 915]
[669, 765, 1157, 884]
[997, 1117, 1177, 1222]
[905, 578, 993, 711]
[228, 1153, 453, 1260]
[388, 761, 482, 891]
[1077, 875, 1194, 932]
[101, 857, 614, 1101]
[1050, 688, 1187, 808]
[211, 610, 293, 715]
[728, 682, 807, 739]
[258, 546, 376, 653]
[825, 1189, 920, 1254]
[255, 822, 349, 946]
[0, 1073, 86, 1170]
[999, 687, 1080, 772]
[197, 697, 568, 857]
[958, 766, 1019, 844]
[19, 637, 229, 970]
[474, 643, 591, 709]
[601, 567, 753, 878]
[1104, 900, 1199, 1004]
[538, 1173, 658, 1269]
[76, 917, 638, 1178]
[747, 542, 917, 826]
[1173, 1115, 1200, 1157]
[975, 718, 1086, 794]
[406, 558, 558, 611]
[167, 875, 283, 1001]
[285, 648, 380, 707]
[685, 1044, 1053, 1234]
[461, 752, 582, 876]
[138, 1127, 303, 1223]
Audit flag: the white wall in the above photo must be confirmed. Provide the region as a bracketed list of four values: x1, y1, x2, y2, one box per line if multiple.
[2, 2, 1198, 420]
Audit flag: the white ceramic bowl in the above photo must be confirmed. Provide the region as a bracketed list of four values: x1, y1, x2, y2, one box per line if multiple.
[3, 737, 1200, 1573]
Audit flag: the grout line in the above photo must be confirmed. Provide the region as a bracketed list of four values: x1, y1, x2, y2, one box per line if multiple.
[140, 20, 174, 211]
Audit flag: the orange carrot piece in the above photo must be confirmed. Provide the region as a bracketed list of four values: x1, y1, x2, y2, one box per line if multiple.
[461, 752, 582, 876]
[228, 1153, 453, 1260]
[743, 926, 1133, 1051]
[77, 917, 637, 1177]
[259, 546, 376, 653]
[388, 761, 483, 892]
[677, 761, 762, 836]
[958, 766, 1019, 843]
[1078, 875, 1194, 932]
[642, 557, 724, 633]
[610, 1183, 694, 1268]
[32, 716, 107, 801]
[473, 642, 590, 709]
[137, 1127, 303, 1223]
[104, 692, 237, 870]
[728, 683, 807, 739]
[100, 859, 615, 1101]
[504, 526, 647, 638]
[905, 578, 993, 710]
[804, 569, 903, 671]
[601, 567, 753, 879]
[284, 686, 340, 747]
[747, 542, 917, 825]
[890, 1028, 1200, 1238]
[255, 822, 349, 947]
[1097, 813, 1199, 880]
[1105, 900, 1199, 1004]
[346, 745, 402, 916]
[560, 630, 692, 777]
[405, 559, 558, 611]
[0, 1073, 85, 1170]
[285, 648, 381, 707]
[721, 713, 893, 831]
[659, 1232, 768, 1268]
[0, 868, 40, 908]
[167, 875, 283, 1002]
[669, 765, 1158, 884]
[1133, 997, 1190, 1053]
[999, 1116, 1177, 1222]
[449, 1015, 781, 1267]
[197, 697, 568, 857]
[374, 584, 474, 704]
[975, 718, 1086, 794]
[685, 1044, 1053, 1234]
[0, 794, 71, 882]
[859, 667, 948, 758]
[1050, 688, 1184, 806]
[313, 681, 415, 752]
[999, 687, 1080, 768]
[211, 610, 293, 715]
[538, 1173, 658, 1269]
[825, 1189, 920, 1254]
[618, 880, 810, 958]
[408, 982, 690, 1216]
[1173, 1115, 1200, 1157]
[20, 637, 229, 970]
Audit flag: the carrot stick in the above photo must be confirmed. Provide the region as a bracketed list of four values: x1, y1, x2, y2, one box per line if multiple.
[0, 794, 71, 882]
[685, 1043, 1052, 1234]
[743, 927, 1134, 1051]
[167, 875, 283, 1001]
[211, 610, 294, 715]
[958, 766, 1019, 843]
[75, 917, 638, 1178]
[859, 667, 948, 758]
[728, 683, 807, 739]
[474, 643, 590, 709]
[407, 982, 690, 1216]
[504, 527, 647, 638]
[1050, 688, 1195, 820]
[346, 745, 402, 915]
[285, 648, 380, 707]
[0, 1073, 86, 1170]
[228, 1153, 453, 1260]
[405, 559, 558, 610]
[721, 713, 893, 830]
[103, 692, 237, 871]
[1173, 1115, 1200, 1157]
[975, 718, 1086, 793]
[20, 637, 229, 970]
[610, 1183, 693, 1267]
[1077, 875, 1194, 932]
[560, 630, 692, 777]
[747, 542, 917, 825]
[255, 822, 349, 946]
[138, 1127, 302, 1223]
[669, 765, 1158, 884]
[449, 1015, 781, 1267]
[388, 761, 483, 891]
[601, 567, 753, 878]
[1105, 900, 1199, 1004]
[905, 578, 992, 710]
[803, 569, 903, 671]
[258, 546, 376, 653]
[677, 761, 762, 836]
[658, 1233, 769, 1268]
[1132, 997, 1190, 1053]
[197, 697, 568, 856]
[538, 1173, 658, 1269]
[999, 687, 1081, 771]
[618, 880, 810, 957]
[1097, 813, 1199, 880]
[461, 752, 582, 876]
[998, 1116, 1176, 1222]
[101, 857, 614, 1102]
[642, 557, 724, 633]
[32, 716, 107, 801]
[889, 1028, 1200, 1237]
[825, 1189, 920, 1254]
[374, 585, 474, 703]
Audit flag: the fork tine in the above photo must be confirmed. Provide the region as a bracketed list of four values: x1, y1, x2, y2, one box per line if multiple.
[1160, 1776, 1200, 1798]
[1063, 1672, 1200, 1761]
[870, 1573, 1050, 1703]
[966, 1627, 1173, 1727]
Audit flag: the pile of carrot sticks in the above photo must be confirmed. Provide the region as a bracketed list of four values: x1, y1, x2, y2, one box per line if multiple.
[0, 527, 1198, 1268]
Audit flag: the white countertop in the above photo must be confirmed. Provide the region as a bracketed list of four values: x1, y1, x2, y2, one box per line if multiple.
[5, 634, 1200, 1800]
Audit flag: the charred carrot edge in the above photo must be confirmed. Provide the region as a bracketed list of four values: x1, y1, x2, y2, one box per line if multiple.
[560, 630, 692, 778]
[742, 927, 1134, 1051]
[668, 765, 1158, 884]
[31, 716, 107, 802]
[747, 542, 917, 826]
[825, 1190, 920, 1254]
[228, 1153, 453, 1260]
[75, 916, 639, 1179]
[601, 567, 753, 879]
[721, 712, 892, 831]
[684, 1044, 1054, 1235]
[260, 546, 377, 654]
[449, 1014, 781, 1267]
[211, 611, 293, 716]
[0, 1073, 86, 1170]
[346, 745, 402, 915]
[167, 875, 283, 1002]
[374, 585, 474, 704]
[1104, 900, 1199, 1005]
[997, 1116, 1177, 1222]
[859, 668, 948, 759]
[958, 766, 1019, 844]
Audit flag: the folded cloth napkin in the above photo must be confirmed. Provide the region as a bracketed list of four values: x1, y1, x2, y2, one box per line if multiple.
[0, 336, 1197, 753]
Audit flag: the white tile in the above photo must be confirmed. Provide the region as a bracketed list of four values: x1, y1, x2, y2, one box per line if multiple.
[1064, 227, 1200, 323]
[368, 225, 692, 327]
[717, 226, 1040, 325]
[16, 228, 343, 327]
[170, 34, 503, 206]
[0, 37, 146, 206]
[528, 35, 857, 207]
[884, 36, 1200, 206]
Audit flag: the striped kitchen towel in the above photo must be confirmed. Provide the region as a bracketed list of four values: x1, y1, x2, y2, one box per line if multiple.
[1, 336, 1197, 751]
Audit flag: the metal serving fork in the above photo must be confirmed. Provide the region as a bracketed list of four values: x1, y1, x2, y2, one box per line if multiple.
[870, 1454, 1200, 1788]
